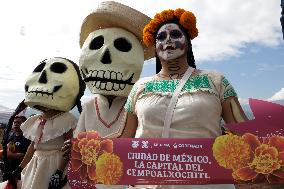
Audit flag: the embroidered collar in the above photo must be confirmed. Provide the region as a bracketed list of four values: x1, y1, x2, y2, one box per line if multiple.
[144, 74, 212, 94]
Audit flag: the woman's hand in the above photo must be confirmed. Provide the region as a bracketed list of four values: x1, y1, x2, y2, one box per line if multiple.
[61, 139, 72, 160]
[48, 169, 67, 189]
[11, 166, 23, 180]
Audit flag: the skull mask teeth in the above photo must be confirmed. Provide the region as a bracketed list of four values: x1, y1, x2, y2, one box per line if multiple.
[81, 69, 134, 91]
[79, 28, 144, 97]
[25, 85, 62, 99]
[24, 57, 80, 112]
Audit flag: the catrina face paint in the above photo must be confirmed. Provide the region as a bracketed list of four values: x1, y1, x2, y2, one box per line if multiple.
[156, 23, 187, 61]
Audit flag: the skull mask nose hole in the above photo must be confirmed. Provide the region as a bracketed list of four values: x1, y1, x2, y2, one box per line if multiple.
[38, 70, 47, 83]
[101, 49, 112, 64]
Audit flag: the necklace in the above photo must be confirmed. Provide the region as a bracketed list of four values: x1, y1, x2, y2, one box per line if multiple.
[95, 97, 125, 128]
[34, 111, 65, 148]
[34, 117, 47, 148]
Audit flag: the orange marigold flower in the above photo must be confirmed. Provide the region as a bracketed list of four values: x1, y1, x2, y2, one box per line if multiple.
[250, 144, 281, 174]
[266, 135, 284, 152]
[180, 11, 196, 27]
[143, 34, 154, 48]
[149, 20, 160, 32]
[96, 152, 123, 185]
[213, 133, 251, 170]
[164, 10, 175, 21]
[191, 29, 199, 39]
[70, 131, 113, 183]
[143, 8, 198, 47]
[174, 8, 185, 18]
[242, 133, 261, 152]
[79, 138, 101, 166]
[153, 13, 162, 21]
[233, 134, 284, 183]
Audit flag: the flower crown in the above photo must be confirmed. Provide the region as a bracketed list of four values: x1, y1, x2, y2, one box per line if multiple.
[143, 8, 198, 47]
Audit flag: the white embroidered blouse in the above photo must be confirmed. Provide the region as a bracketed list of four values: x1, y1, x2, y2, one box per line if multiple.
[74, 94, 127, 138]
[21, 112, 77, 150]
[124, 69, 237, 139]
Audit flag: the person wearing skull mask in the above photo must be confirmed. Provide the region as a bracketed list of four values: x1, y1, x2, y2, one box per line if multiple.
[61, 2, 154, 188]
[122, 9, 248, 189]
[71, 1, 154, 139]
[0, 57, 86, 189]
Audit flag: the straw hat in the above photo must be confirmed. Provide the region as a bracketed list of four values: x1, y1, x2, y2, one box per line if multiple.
[80, 1, 154, 60]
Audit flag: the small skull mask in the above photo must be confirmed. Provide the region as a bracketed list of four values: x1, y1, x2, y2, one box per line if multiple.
[80, 27, 144, 97]
[25, 57, 80, 112]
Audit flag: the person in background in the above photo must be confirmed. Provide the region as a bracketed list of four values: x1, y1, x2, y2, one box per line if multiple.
[6, 116, 30, 174]
[0, 116, 30, 182]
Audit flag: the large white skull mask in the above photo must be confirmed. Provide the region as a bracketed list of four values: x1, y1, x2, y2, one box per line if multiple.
[25, 57, 80, 112]
[80, 27, 144, 97]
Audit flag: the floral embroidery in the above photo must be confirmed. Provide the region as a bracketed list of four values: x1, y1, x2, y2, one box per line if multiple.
[222, 77, 230, 88]
[222, 77, 237, 100]
[124, 84, 139, 113]
[125, 73, 237, 113]
[224, 88, 237, 100]
[145, 75, 212, 94]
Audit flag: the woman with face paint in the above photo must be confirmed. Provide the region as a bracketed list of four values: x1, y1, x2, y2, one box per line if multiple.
[122, 9, 248, 189]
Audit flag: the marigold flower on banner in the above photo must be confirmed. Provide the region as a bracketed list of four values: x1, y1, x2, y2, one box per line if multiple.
[233, 134, 284, 183]
[96, 152, 123, 185]
[213, 133, 251, 170]
[143, 8, 198, 47]
[70, 131, 113, 182]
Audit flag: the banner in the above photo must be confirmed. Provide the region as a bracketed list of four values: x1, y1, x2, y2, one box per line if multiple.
[68, 99, 284, 188]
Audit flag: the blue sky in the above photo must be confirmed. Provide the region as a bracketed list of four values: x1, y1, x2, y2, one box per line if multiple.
[197, 43, 284, 103]
[0, 0, 283, 109]
[142, 43, 284, 104]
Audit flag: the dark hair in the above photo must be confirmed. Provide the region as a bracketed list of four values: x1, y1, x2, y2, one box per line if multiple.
[14, 115, 27, 123]
[155, 20, 196, 74]
[56, 57, 86, 113]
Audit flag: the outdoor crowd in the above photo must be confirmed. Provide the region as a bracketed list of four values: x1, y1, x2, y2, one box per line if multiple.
[0, 1, 283, 189]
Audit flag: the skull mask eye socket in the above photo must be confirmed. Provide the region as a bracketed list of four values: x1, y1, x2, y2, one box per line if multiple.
[50, 62, 67, 73]
[114, 37, 132, 52]
[89, 35, 104, 50]
[33, 62, 46, 72]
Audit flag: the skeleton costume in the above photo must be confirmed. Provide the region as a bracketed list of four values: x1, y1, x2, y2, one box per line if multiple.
[19, 57, 84, 189]
[74, 1, 154, 140]
[72, 2, 154, 188]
